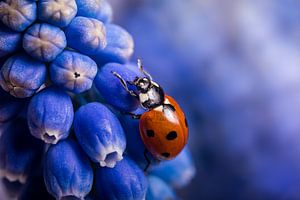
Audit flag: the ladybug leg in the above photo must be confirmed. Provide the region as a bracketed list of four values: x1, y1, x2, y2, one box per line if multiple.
[143, 149, 151, 172]
[137, 59, 152, 81]
[111, 71, 138, 97]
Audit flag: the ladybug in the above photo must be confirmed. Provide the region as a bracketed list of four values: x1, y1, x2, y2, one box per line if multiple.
[112, 60, 188, 167]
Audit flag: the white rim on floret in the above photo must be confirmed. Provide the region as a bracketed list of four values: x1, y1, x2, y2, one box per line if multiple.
[53, 180, 86, 200]
[98, 146, 123, 168]
[0, 169, 27, 184]
[42, 130, 61, 144]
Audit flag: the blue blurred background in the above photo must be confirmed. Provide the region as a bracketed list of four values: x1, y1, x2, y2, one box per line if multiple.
[110, 0, 300, 199]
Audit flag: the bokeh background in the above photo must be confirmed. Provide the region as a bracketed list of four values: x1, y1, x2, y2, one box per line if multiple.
[110, 0, 300, 199]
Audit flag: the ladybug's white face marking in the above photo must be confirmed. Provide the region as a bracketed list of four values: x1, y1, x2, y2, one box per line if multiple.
[136, 77, 151, 92]
[138, 78, 150, 90]
[139, 87, 162, 108]
[139, 93, 149, 104]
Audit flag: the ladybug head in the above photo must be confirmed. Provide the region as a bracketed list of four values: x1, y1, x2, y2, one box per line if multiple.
[131, 76, 165, 109]
[133, 77, 151, 93]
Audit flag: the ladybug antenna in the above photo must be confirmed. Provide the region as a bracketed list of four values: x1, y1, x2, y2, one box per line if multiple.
[111, 71, 137, 97]
[137, 59, 152, 81]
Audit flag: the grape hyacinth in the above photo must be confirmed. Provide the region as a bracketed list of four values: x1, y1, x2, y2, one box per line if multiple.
[38, 0, 77, 27]
[95, 156, 148, 200]
[91, 24, 134, 66]
[65, 16, 106, 55]
[23, 23, 67, 62]
[44, 139, 93, 199]
[74, 102, 126, 168]
[0, 54, 47, 98]
[50, 50, 98, 94]
[0, 118, 44, 185]
[75, 0, 112, 24]
[0, 0, 37, 32]
[27, 87, 74, 144]
[0, 0, 195, 199]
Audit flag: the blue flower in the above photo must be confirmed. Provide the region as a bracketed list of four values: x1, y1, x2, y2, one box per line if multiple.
[74, 102, 126, 168]
[23, 23, 67, 62]
[0, 24, 22, 57]
[149, 147, 196, 188]
[146, 175, 176, 200]
[27, 87, 74, 144]
[0, 0, 37, 32]
[50, 50, 98, 94]
[95, 156, 148, 200]
[0, 88, 26, 123]
[0, 54, 47, 98]
[92, 24, 134, 66]
[44, 139, 93, 200]
[94, 63, 144, 112]
[76, 0, 112, 23]
[38, 0, 77, 27]
[65, 16, 106, 55]
[0, 118, 44, 185]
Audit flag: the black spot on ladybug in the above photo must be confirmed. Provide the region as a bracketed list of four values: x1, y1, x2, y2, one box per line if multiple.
[166, 131, 177, 140]
[161, 152, 170, 158]
[146, 130, 155, 137]
[185, 118, 188, 128]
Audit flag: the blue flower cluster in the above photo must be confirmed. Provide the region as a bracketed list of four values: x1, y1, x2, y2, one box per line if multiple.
[0, 0, 195, 199]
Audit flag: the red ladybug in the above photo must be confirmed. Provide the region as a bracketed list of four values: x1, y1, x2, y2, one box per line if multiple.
[112, 60, 188, 165]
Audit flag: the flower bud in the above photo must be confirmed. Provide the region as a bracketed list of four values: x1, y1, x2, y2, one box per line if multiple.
[74, 102, 126, 168]
[50, 50, 97, 94]
[0, 54, 47, 98]
[44, 139, 93, 200]
[0, 0, 36, 32]
[95, 156, 148, 200]
[65, 16, 106, 55]
[27, 87, 74, 144]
